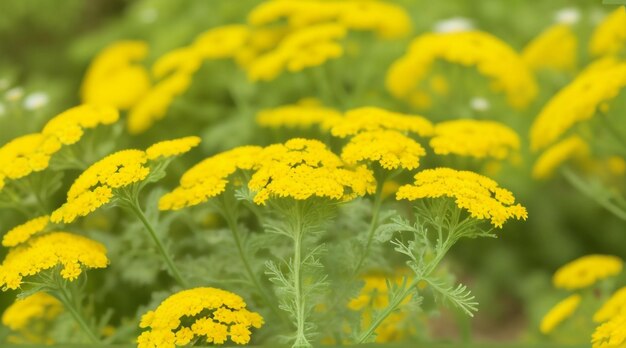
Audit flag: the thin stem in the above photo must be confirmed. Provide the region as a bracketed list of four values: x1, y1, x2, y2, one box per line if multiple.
[127, 200, 190, 288]
[599, 111, 626, 152]
[292, 202, 310, 348]
[352, 182, 384, 277]
[55, 286, 100, 344]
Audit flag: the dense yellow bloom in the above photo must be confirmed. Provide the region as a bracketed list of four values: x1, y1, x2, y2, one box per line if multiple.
[192, 25, 250, 59]
[235, 27, 290, 68]
[0, 133, 61, 181]
[539, 294, 581, 334]
[51, 150, 149, 223]
[331, 106, 433, 138]
[80, 41, 151, 110]
[532, 136, 589, 179]
[530, 62, 626, 150]
[137, 287, 263, 348]
[2, 215, 50, 247]
[522, 24, 577, 72]
[146, 136, 201, 160]
[41, 104, 120, 145]
[0, 232, 108, 290]
[248, 0, 411, 39]
[247, 23, 346, 81]
[592, 313, 626, 348]
[429, 120, 520, 160]
[553, 255, 623, 291]
[590, 6, 626, 57]
[159, 146, 263, 210]
[341, 130, 426, 170]
[386, 31, 537, 109]
[2, 292, 63, 331]
[595, 287, 626, 323]
[396, 168, 527, 228]
[248, 138, 376, 204]
[256, 98, 342, 130]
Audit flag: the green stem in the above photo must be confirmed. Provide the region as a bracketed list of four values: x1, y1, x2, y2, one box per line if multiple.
[128, 201, 190, 288]
[292, 204, 310, 348]
[352, 182, 384, 277]
[55, 286, 100, 344]
[599, 111, 626, 153]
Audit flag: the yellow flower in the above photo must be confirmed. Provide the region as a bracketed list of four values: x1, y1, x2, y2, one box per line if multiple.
[1, 292, 63, 331]
[595, 287, 626, 323]
[539, 294, 581, 334]
[247, 23, 347, 81]
[248, 138, 376, 204]
[590, 6, 626, 57]
[41, 104, 120, 145]
[2, 215, 50, 247]
[192, 25, 250, 59]
[522, 24, 577, 72]
[256, 98, 342, 130]
[532, 136, 589, 179]
[553, 255, 623, 291]
[530, 62, 626, 151]
[51, 149, 149, 223]
[80, 41, 151, 110]
[0, 232, 108, 290]
[137, 287, 263, 348]
[429, 119, 520, 160]
[386, 31, 537, 109]
[146, 136, 201, 160]
[235, 27, 290, 68]
[330, 106, 433, 138]
[396, 168, 527, 228]
[159, 146, 264, 211]
[0, 133, 61, 181]
[340, 130, 426, 170]
[592, 313, 626, 348]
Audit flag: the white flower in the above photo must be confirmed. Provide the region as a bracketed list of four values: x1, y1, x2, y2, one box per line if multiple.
[5, 87, 23, 102]
[554, 7, 581, 25]
[23, 92, 49, 110]
[433, 17, 474, 33]
[470, 97, 490, 112]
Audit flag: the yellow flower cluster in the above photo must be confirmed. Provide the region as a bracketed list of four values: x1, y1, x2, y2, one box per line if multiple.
[1, 292, 62, 331]
[539, 294, 581, 334]
[552, 255, 623, 290]
[590, 6, 626, 57]
[247, 23, 347, 81]
[127, 26, 248, 134]
[249, 138, 376, 204]
[256, 98, 342, 130]
[396, 168, 528, 228]
[340, 130, 426, 170]
[330, 106, 433, 138]
[248, 0, 411, 39]
[429, 120, 520, 160]
[137, 287, 264, 347]
[522, 24, 577, 72]
[0, 105, 119, 189]
[592, 314, 626, 348]
[80, 41, 151, 110]
[594, 287, 626, 323]
[2, 215, 50, 247]
[146, 136, 201, 160]
[530, 62, 626, 150]
[532, 136, 589, 179]
[159, 146, 263, 210]
[386, 31, 537, 109]
[0, 232, 108, 290]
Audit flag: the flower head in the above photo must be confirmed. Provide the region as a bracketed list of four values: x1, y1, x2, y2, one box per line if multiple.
[41, 104, 119, 145]
[553, 255, 623, 291]
[592, 313, 626, 348]
[256, 98, 342, 131]
[0, 232, 108, 290]
[532, 136, 589, 179]
[146, 136, 201, 160]
[429, 120, 520, 160]
[137, 287, 263, 348]
[594, 287, 626, 323]
[340, 130, 426, 170]
[330, 107, 433, 138]
[540, 294, 581, 334]
[2, 215, 50, 247]
[386, 31, 537, 109]
[0, 133, 61, 181]
[396, 168, 527, 228]
[522, 24, 577, 72]
[1, 292, 63, 331]
[590, 6, 626, 57]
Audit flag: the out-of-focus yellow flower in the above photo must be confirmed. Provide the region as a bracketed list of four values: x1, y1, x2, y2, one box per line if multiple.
[532, 136, 589, 179]
[0, 133, 61, 182]
[2, 215, 49, 247]
[429, 120, 520, 160]
[81, 41, 151, 110]
[590, 6, 626, 57]
[386, 31, 537, 109]
[256, 98, 342, 130]
[540, 294, 581, 334]
[594, 286, 626, 323]
[145, 136, 201, 161]
[592, 313, 626, 348]
[331, 106, 433, 138]
[2, 292, 63, 331]
[340, 130, 426, 170]
[553, 255, 623, 291]
[396, 168, 527, 228]
[522, 24, 577, 72]
[137, 287, 264, 347]
[42, 104, 120, 145]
